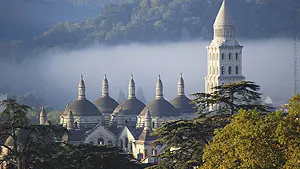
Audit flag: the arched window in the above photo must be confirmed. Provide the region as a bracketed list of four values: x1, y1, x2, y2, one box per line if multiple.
[125, 138, 128, 148]
[98, 137, 104, 145]
[144, 149, 148, 158]
[229, 53, 232, 60]
[221, 66, 225, 74]
[228, 66, 232, 74]
[152, 121, 155, 128]
[236, 53, 238, 60]
[108, 140, 112, 145]
[221, 53, 225, 60]
[236, 66, 239, 74]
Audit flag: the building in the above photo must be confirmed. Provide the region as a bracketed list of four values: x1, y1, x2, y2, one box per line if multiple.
[0, 0, 244, 167]
[205, 0, 245, 94]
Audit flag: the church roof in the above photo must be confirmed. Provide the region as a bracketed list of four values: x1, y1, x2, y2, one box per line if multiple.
[139, 98, 180, 117]
[170, 95, 197, 114]
[214, 0, 233, 27]
[112, 98, 146, 115]
[94, 96, 119, 114]
[138, 129, 156, 142]
[68, 99, 102, 116]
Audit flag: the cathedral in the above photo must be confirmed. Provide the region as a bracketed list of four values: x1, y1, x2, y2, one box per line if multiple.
[40, 0, 244, 164]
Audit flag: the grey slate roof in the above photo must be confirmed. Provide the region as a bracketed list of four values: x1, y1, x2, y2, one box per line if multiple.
[94, 96, 119, 113]
[138, 129, 156, 142]
[112, 98, 146, 115]
[126, 126, 143, 140]
[139, 98, 179, 117]
[170, 95, 197, 114]
[68, 99, 102, 116]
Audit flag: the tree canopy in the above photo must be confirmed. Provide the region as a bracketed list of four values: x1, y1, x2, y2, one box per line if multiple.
[192, 81, 270, 115]
[0, 99, 141, 169]
[200, 103, 300, 169]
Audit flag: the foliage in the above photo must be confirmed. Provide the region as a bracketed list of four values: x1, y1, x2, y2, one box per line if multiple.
[23, 0, 300, 48]
[200, 95, 300, 169]
[0, 99, 142, 169]
[0, 99, 66, 169]
[149, 114, 231, 169]
[45, 143, 142, 169]
[46, 111, 61, 124]
[192, 81, 270, 115]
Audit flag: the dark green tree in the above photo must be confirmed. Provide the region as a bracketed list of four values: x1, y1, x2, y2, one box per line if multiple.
[192, 81, 270, 115]
[149, 114, 231, 169]
[0, 99, 66, 169]
[46, 143, 142, 169]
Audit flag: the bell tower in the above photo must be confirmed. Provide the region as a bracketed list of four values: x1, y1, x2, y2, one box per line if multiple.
[205, 0, 245, 94]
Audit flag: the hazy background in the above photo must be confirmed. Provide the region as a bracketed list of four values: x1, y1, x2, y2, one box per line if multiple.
[0, 39, 294, 109]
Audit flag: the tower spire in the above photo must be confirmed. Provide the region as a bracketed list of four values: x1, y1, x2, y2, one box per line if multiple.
[102, 74, 109, 96]
[144, 108, 152, 130]
[156, 75, 163, 99]
[39, 106, 47, 125]
[213, 0, 235, 41]
[78, 75, 86, 100]
[128, 73, 136, 99]
[178, 73, 185, 96]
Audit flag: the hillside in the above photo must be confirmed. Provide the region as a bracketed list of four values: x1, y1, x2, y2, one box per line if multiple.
[1, 0, 299, 61]
[30, 0, 299, 47]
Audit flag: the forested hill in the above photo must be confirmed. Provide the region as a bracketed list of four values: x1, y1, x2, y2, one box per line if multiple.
[31, 0, 300, 47]
[1, 0, 300, 60]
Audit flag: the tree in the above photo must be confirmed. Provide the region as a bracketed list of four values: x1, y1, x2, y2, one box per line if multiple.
[200, 95, 300, 169]
[192, 81, 270, 115]
[0, 99, 66, 169]
[0, 100, 143, 169]
[149, 114, 231, 169]
[47, 143, 142, 169]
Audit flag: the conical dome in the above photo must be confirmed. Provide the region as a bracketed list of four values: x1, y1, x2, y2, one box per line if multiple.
[113, 74, 145, 116]
[94, 74, 118, 113]
[139, 76, 179, 117]
[62, 76, 101, 117]
[171, 73, 197, 114]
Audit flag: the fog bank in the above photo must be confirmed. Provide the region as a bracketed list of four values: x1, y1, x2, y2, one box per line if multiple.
[0, 39, 294, 109]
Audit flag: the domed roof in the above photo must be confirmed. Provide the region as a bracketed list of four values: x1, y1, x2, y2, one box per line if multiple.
[170, 95, 197, 114]
[94, 96, 119, 113]
[69, 99, 102, 116]
[139, 98, 179, 117]
[113, 98, 145, 115]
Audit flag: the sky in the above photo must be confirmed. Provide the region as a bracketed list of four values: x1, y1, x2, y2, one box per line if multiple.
[0, 38, 295, 109]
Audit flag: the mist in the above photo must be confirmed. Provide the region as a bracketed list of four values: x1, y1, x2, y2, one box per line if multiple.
[0, 39, 294, 109]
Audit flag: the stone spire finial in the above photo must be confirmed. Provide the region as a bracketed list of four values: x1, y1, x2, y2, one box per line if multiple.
[144, 108, 152, 130]
[213, 0, 235, 41]
[178, 73, 185, 96]
[66, 111, 74, 130]
[39, 106, 47, 125]
[128, 73, 136, 99]
[102, 74, 109, 96]
[214, 0, 233, 26]
[78, 75, 86, 100]
[156, 75, 163, 99]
